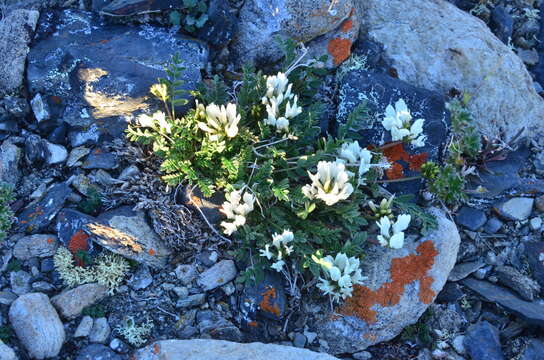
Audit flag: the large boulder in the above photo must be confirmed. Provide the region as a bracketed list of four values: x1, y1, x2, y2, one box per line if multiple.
[337, 69, 449, 195]
[355, 0, 544, 141]
[0, 9, 40, 96]
[134, 339, 337, 359]
[27, 9, 208, 143]
[9, 293, 65, 359]
[311, 208, 460, 354]
[231, 0, 360, 68]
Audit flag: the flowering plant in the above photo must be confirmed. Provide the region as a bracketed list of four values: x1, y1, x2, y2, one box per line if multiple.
[382, 99, 426, 147]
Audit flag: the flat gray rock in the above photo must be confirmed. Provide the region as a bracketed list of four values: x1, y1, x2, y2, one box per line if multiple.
[197, 260, 237, 291]
[134, 339, 338, 359]
[51, 283, 109, 320]
[13, 234, 59, 260]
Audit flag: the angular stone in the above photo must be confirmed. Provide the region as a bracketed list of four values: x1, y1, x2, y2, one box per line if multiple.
[75, 316, 94, 338]
[195, 0, 238, 48]
[174, 264, 197, 285]
[89, 317, 111, 344]
[76, 344, 123, 360]
[448, 261, 485, 282]
[176, 293, 206, 309]
[67, 146, 91, 167]
[241, 271, 287, 324]
[197, 260, 237, 291]
[525, 242, 544, 288]
[461, 278, 544, 326]
[10, 270, 31, 295]
[495, 197, 534, 221]
[0, 291, 17, 306]
[196, 311, 242, 342]
[336, 69, 448, 195]
[82, 148, 119, 170]
[0, 10, 40, 95]
[232, 0, 358, 68]
[86, 206, 171, 268]
[134, 339, 338, 359]
[13, 234, 58, 260]
[312, 208, 460, 354]
[27, 9, 208, 142]
[55, 208, 97, 255]
[16, 182, 70, 233]
[9, 293, 65, 359]
[456, 207, 487, 231]
[129, 265, 153, 290]
[356, 0, 544, 142]
[0, 141, 22, 188]
[51, 283, 108, 319]
[45, 141, 68, 165]
[463, 321, 505, 360]
[30, 93, 50, 123]
[494, 265, 540, 301]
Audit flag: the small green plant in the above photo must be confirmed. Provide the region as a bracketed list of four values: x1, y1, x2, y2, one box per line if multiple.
[0, 326, 12, 343]
[128, 44, 435, 302]
[0, 183, 14, 241]
[169, 0, 208, 33]
[401, 308, 433, 346]
[6, 259, 21, 273]
[78, 187, 102, 215]
[82, 304, 107, 318]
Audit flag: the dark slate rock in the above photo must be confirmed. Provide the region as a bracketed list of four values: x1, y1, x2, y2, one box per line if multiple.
[520, 339, 544, 360]
[100, 0, 180, 16]
[456, 206, 487, 231]
[195, 0, 237, 48]
[82, 148, 119, 170]
[47, 122, 68, 145]
[525, 242, 544, 288]
[55, 208, 97, 255]
[68, 124, 101, 148]
[128, 265, 153, 290]
[16, 182, 70, 233]
[196, 310, 243, 342]
[464, 321, 505, 360]
[24, 134, 48, 165]
[467, 145, 530, 198]
[27, 9, 208, 141]
[489, 6, 513, 44]
[76, 344, 123, 360]
[352, 37, 391, 74]
[461, 278, 544, 326]
[448, 260, 485, 282]
[180, 186, 224, 225]
[436, 282, 465, 303]
[494, 265, 540, 301]
[484, 217, 503, 234]
[336, 70, 449, 195]
[240, 271, 287, 324]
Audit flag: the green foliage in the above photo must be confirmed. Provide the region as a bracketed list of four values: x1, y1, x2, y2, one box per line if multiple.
[0, 326, 12, 343]
[6, 259, 21, 273]
[127, 48, 434, 295]
[401, 308, 433, 346]
[0, 183, 14, 241]
[77, 187, 102, 215]
[423, 95, 481, 205]
[393, 195, 438, 234]
[82, 304, 107, 318]
[169, 0, 208, 33]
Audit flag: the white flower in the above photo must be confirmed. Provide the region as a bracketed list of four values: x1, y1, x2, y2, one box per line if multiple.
[261, 72, 302, 132]
[137, 113, 155, 128]
[198, 102, 240, 141]
[316, 253, 365, 302]
[260, 230, 295, 271]
[302, 161, 354, 206]
[382, 99, 426, 147]
[376, 214, 411, 249]
[220, 189, 256, 235]
[337, 141, 373, 185]
[137, 111, 170, 132]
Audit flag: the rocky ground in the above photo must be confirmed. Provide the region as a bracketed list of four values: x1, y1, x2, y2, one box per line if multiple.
[0, 0, 544, 359]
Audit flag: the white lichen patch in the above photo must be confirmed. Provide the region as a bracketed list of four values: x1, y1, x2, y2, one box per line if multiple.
[116, 316, 154, 346]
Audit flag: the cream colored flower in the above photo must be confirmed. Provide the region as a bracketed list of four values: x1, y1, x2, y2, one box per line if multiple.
[376, 214, 411, 249]
[259, 230, 295, 272]
[198, 102, 240, 141]
[337, 141, 373, 185]
[302, 161, 354, 206]
[261, 72, 302, 132]
[382, 99, 426, 147]
[316, 253, 365, 302]
[220, 189, 256, 235]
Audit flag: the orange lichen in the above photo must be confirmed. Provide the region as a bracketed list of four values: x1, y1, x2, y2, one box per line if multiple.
[341, 19, 353, 33]
[148, 248, 156, 256]
[260, 286, 281, 317]
[248, 321, 258, 327]
[339, 240, 438, 324]
[68, 229, 90, 266]
[382, 143, 429, 180]
[153, 343, 160, 354]
[50, 95, 62, 104]
[93, 148, 103, 154]
[47, 238, 55, 244]
[328, 38, 352, 66]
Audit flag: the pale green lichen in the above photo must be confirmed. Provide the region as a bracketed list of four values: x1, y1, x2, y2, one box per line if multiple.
[116, 316, 154, 346]
[53, 247, 130, 294]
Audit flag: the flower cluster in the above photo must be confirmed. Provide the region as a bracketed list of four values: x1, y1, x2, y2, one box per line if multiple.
[315, 253, 365, 302]
[302, 161, 354, 206]
[382, 99, 426, 147]
[220, 189, 256, 235]
[259, 230, 294, 272]
[368, 196, 394, 219]
[197, 102, 240, 141]
[376, 214, 411, 249]
[261, 72, 302, 132]
[137, 111, 172, 133]
[337, 141, 373, 186]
